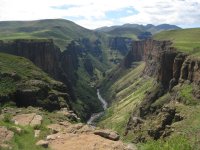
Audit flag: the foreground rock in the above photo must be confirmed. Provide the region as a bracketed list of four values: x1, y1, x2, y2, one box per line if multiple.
[12, 113, 43, 127]
[43, 121, 135, 150]
[0, 126, 14, 149]
[94, 129, 120, 141]
[36, 140, 49, 148]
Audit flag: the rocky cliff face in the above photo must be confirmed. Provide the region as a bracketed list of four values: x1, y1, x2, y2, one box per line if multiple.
[124, 39, 200, 141]
[0, 39, 77, 99]
[123, 39, 200, 89]
[0, 39, 60, 78]
[0, 39, 104, 120]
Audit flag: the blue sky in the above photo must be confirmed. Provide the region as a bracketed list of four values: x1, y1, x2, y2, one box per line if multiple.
[0, 0, 199, 29]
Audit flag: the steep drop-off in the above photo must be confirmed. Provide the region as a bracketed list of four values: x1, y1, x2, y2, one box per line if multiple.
[99, 39, 200, 149]
[0, 52, 73, 113]
[0, 39, 103, 120]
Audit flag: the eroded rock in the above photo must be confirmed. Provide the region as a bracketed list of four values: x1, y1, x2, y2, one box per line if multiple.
[94, 129, 120, 141]
[0, 126, 14, 148]
[12, 113, 42, 127]
[36, 140, 49, 148]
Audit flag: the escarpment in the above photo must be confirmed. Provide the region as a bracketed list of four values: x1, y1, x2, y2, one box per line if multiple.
[0, 39, 105, 120]
[123, 39, 200, 142]
[123, 39, 200, 89]
[0, 39, 61, 78]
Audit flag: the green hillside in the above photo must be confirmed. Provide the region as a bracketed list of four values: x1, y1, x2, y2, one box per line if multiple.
[0, 52, 73, 111]
[154, 28, 200, 56]
[99, 63, 154, 139]
[0, 19, 97, 50]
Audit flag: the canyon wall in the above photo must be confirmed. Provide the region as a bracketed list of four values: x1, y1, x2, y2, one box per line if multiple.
[123, 39, 200, 89]
[123, 39, 200, 141]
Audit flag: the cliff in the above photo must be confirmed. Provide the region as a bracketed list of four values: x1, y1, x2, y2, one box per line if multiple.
[123, 39, 200, 89]
[0, 53, 73, 113]
[0, 39, 104, 121]
[99, 38, 200, 145]
[123, 39, 200, 142]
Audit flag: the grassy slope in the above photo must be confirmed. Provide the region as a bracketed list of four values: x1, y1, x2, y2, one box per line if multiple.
[139, 83, 200, 150]
[98, 63, 154, 139]
[0, 52, 54, 97]
[0, 19, 97, 50]
[0, 53, 73, 149]
[154, 28, 200, 56]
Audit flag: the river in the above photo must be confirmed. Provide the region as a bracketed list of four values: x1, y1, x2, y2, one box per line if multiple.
[87, 89, 108, 125]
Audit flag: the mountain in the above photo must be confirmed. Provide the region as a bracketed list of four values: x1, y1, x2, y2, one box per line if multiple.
[0, 19, 97, 50]
[95, 23, 181, 40]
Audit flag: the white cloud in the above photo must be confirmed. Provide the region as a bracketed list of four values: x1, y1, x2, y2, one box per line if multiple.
[0, 0, 199, 29]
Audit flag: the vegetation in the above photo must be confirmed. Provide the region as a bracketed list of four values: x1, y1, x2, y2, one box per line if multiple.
[0, 106, 67, 150]
[98, 63, 154, 140]
[139, 135, 192, 150]
[0, 52, 53, 97]
[154, 28, 200, 56]
[0, 19, 98, 50]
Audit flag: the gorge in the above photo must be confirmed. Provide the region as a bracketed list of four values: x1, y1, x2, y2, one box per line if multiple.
[0, 19, 199, 150]
[87, 89, 108, 125]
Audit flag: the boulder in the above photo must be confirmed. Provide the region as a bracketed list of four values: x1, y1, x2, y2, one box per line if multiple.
[34, 130, 41, 138]
[94, 129, 120, 141]
[36, 140, 49, 148]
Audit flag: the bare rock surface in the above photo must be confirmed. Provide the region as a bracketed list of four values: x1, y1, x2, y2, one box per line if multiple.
[94, 129, 120, 141]
[36, 140, 49, 148]
[44, 121, 136, 150]
[0, 126, 14, 149]
[12, 113, 42, 126]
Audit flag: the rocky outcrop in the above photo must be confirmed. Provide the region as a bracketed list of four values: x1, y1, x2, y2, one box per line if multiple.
[36, 140, 49, 148]
[124, 39, 200, 142]
[12, 113, 43, 127]
[123, 39, 200, 89]
[44, 121, 133, 150]
[0, 39, 76, 101]
[94, 129, 120, 141]
[0, 39, 60, 78]
[0, 126, 14, 149]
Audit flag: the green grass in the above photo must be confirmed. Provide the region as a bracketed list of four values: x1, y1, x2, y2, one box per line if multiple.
[0, 77, 16, 96]
[0, 116, 50, 150]
[0, 106, 79, 150]
[0, 52, 54, 97]
[0, 19, 97, 50]
[154, 28, 200, 56]
[139, 135, 192, 150]
[172, 84, 199, 105]
[0, 52, 52, 81]
[98, 63, 155, 140]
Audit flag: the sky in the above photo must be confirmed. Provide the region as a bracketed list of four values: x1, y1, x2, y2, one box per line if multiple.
[0, 0, 199, 29]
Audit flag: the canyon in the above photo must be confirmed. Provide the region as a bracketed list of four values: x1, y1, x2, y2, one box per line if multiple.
[0, 19, 199, 150]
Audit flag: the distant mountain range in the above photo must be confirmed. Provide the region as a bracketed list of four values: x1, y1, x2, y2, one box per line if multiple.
[96, 23, 181, 34]
[95, 24, 181, 40]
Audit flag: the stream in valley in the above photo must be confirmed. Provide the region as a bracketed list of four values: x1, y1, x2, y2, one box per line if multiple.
[87, 89, 108, 125]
